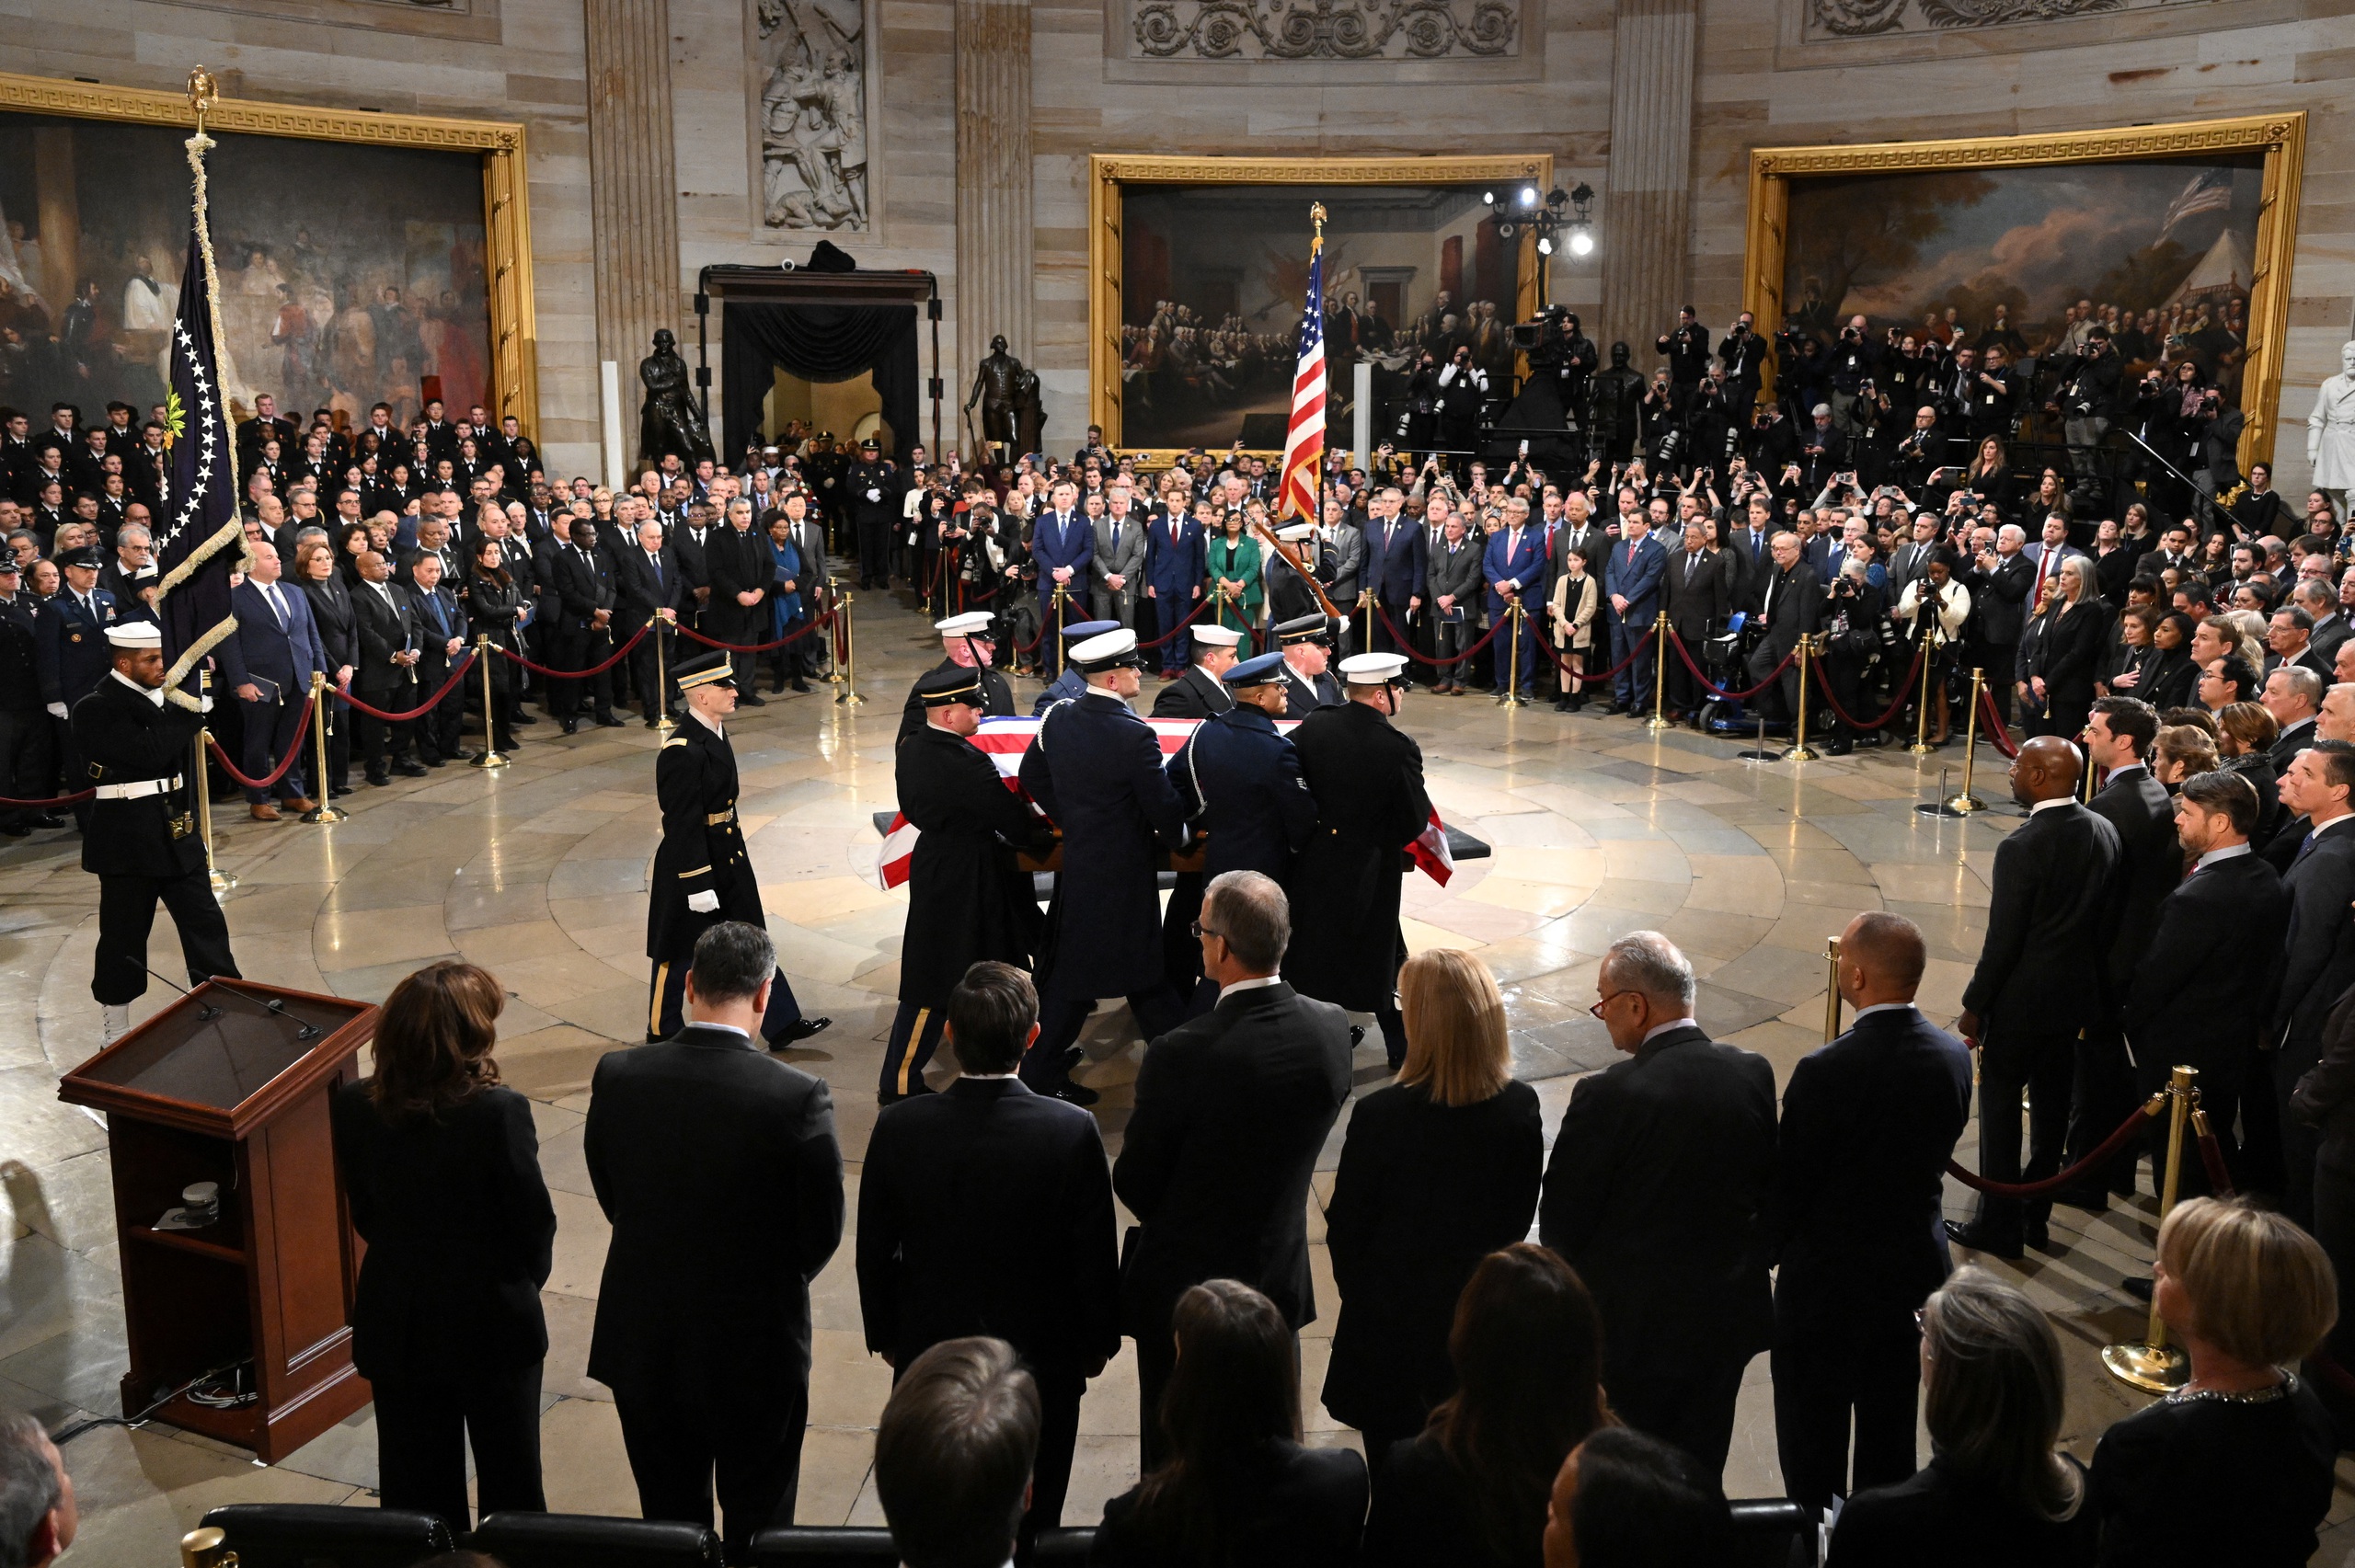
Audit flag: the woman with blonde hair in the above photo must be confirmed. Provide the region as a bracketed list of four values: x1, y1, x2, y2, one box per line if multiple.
[329, 960, 556, 1535]
[1322, 949, 1544, 1465]
[2088, 1197, 2337, 1565]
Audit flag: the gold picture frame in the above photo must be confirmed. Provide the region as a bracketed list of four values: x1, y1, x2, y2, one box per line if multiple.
[1743, 114, 2306, 472]
[1089, 153, 1552, 465]
[0, 69, 538, 435]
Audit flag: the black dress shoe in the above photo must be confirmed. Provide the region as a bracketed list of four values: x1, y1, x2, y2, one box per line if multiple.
[2052, 1185, 2109, 1215]
[0, 824, 29, 838]
[421, 755, 448, 769]
[738, 693, 766, 707]
[595, 714, 626, 728]
[1944, 1219, 2024, 1261]
[2121, 1276, 2154, 1301]
[329, 784, 353, 799]
[394, 761, 431, 778]
[775, 1016, 832, 1045]
[512, 712, 540, 727]
[365, 773, 391, 788]
[2027, 1220, 2062, 1257]
[1049, 1080, 1100, 1106]
[34, 813, 66, 829]
[558, 718, 580, 735]
[790, 679, 810, 693]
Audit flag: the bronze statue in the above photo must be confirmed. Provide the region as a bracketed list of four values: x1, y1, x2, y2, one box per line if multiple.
[639, 328, 717, 468]
[965, 334, 1023, 454]
[1013, 366, 1045, 459]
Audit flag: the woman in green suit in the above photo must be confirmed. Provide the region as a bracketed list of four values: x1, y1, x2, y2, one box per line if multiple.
[1207, 505, 1266, 644]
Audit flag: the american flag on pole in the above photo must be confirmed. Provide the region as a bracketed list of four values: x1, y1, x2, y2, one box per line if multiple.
[873, 715, 1456, 889]
[153, 114, 247, 710]
[2157, 167, 2234, 242]
[1277, 203, 1328, 524]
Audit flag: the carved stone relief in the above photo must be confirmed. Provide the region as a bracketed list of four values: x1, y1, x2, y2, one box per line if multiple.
[753, 0, 869, 231]
[1807, 0, 2214, 40]
[1128, 0, 1521, 61]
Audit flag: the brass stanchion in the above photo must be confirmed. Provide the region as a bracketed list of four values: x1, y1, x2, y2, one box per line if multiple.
[2105, 1064, 2199, 1393]
[300, 672, 346, 823]
[652, 615, 676, 733]
[1497, 601, 1526, 707]
[1360, 589, 1374, 658]
[1780, 635, 1820, 761]
[179, 1525, 234, 1568]
[836, 585, 867, 705]
[824, 577, 846, 684]
[1822, 937, 1844, 1043]
[1906, 635, 1938, 756]
[1644, 610, 1671, 731]
[1949, 669, 1988, 813]
[194, 670, 236, 893]
[471, 635, 510, 770]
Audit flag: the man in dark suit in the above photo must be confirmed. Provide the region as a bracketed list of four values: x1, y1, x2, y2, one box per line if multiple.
[1662, 518, 1734, 721]
[350, 549, 430, 784]
[1964, 526, 2033, 726]
[858, 962, 1119, 1534]
[1950, 735, 2121, 1258]
[586, 921, 844, 1560]
[406, 553, 469, 765]
[2267, 740, 2355, 1223]
[615, 516, 684, 727]
[2127, 770, 2290, 1201]
[213, 540, 327, 820]
[1540, 929, 1775, 1483]
[2265, 664, 2324, 773]
[0, 558, 52, 836]
[704, 498, 774, 703]
[1768, 912, 1972, 1521]
[1602, 502, 1669, 714]
[32, 546, 118, 830]
[1113, 870, 1352, 1471]
[1744, 532, 1823, 727]
[546, 512, 625, 732]
[1362, 486, 1426, 670]
[671, 499, 717, 632]
[2066, 696, 2177, 1208]
[1029, 481, 1095, 680]
[1481, 498, 1547, 702]
[1143, 495, 1210, 677]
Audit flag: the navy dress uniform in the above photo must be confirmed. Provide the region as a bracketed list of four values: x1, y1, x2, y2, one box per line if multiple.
[35, 548, 118, 830]
[72, 623, 240, 1030]
[1017, 628, 1189, 1103]
[1147, 623, 1242, 719]
[900, 612, 1016, 742]
[881, 668, 1056, 1103]
[1283, 653, 1431, 1069]
[1029, 619, 1120, 715]
[1271, 613, 1344, 718]
[645, 653, 822, 1045]
[1161, 653, 1321, 1011]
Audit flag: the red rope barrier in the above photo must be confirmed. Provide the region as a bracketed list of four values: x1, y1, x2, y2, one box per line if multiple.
[1138, 592, 1221, 650]
[675, 612, 835, 655]
[1979, 685, 2021, 760]
[336, 652, 477, 723]
[1664, 629, 1799, 702]
[0, 788, 94, 807]
[1943, 1095, 2159, 1197]
[2196, 1127, 2234, 1196]
[205, 693, 316, 792]
[1806, 646, 1927, 732]
[1371, 601, 1511, 668]
[1527, 616, 1656, 682]
[497, 622, 650, 676]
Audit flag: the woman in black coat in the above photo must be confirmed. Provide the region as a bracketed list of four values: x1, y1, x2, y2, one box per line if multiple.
[1323, 950, 1541, 1459]
[293, 538, 358, 796]
[2026, 557, 2106, 738]
[328, 960, 556, 1535]
[1095, 1281, 1366, 1568]
[2215, 700, 2281, 843]
[1361, 1246, 1612, 1568]
[460, 538, 529, 750]
[2136, 612, 2199, 712]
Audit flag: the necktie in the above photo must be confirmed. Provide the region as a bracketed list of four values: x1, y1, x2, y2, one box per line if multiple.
[264, 585, 284, 628]
[649, 551, 663, 586]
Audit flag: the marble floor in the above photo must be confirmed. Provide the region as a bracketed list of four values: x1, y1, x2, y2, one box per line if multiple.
[5, 581, 2353, 1563]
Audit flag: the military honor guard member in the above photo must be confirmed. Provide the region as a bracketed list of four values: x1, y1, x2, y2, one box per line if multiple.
[881, 667, 1057, 1104]
[1029, 619, 1120, 715]
[1272, 612, 1344, 718]
[1017, 627, 1189, 1104]
[1282, 651, 1432, 1069]
[901, 611, 1015, 742]
[646, 650, 829, 1046]
[1148, 622, 1242, 719]
[1162, 651, 1320, 1012]
[73, 622, 239, 1043]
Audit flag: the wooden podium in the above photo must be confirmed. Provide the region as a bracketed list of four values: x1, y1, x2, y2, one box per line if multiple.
[59, 979, 379, 1461]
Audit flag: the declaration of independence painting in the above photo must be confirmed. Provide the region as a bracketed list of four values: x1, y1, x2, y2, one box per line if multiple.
[1120, 183, 1522, 451]
[0, 110, 492, 429]
[1780, 153, 2264, 399]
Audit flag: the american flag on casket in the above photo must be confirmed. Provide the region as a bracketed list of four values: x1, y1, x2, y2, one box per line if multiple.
[873, 715, 1457, 890]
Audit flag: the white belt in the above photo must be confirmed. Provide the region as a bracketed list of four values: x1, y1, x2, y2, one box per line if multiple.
[94, 775, 182, 801]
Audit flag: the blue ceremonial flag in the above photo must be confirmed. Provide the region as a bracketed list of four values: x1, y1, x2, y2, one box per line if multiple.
[154, 169, 245, 709]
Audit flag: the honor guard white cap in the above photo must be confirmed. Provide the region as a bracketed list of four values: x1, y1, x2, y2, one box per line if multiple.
[1339, 652, 1409, 685]
[1190, 624, 1243, 648]
[935, 612, 994, 636]
[105, 623, 164, 648]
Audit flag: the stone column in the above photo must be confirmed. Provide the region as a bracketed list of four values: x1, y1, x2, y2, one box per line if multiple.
[1600, 0, 1695, 352]
[956, 0, 1034, 383]
[584, 0, 683, 371]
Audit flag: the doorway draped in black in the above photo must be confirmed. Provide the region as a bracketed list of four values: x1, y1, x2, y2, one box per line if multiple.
[719, 301, 920, 464]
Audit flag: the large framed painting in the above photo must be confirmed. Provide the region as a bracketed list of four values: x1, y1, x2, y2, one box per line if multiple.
[1088, 155, 1550, 463]
[1744, 115, 2305, 470]
[0, 71, 536, 435]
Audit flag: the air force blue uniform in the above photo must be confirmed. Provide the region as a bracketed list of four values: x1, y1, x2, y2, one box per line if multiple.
[1168, 706, 1317, 885]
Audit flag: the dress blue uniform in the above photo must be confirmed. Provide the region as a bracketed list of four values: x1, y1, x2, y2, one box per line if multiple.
[1029, 619, 1119, 715]
[1017, 640, 1189, 1101]
[35, 567, 118, 830]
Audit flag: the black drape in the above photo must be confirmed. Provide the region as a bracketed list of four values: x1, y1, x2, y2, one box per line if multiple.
[721, 302, 919, 465]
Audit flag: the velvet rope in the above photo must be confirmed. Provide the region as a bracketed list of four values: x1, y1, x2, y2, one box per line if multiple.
[1137, 592, 1222, 650]
[336, 652, 477, 723]
[1979, 685, 2021, 760]
[496, 622, 650, 677]
[1806, 646, 1927, 732]
[0, 788, 95, 807]
[675, 612, 836, 655]
[1664, 630, 1800, 702]
[1943, 1094, 2161, 1196]
[1527, 617, 1656, 682]
[1372, 602, 1511, 668]
[205, 693, 316, 791]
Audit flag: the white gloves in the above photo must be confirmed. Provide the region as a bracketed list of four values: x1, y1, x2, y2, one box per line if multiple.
[45, 703, 66, 718]
[687, 889, 720, 914]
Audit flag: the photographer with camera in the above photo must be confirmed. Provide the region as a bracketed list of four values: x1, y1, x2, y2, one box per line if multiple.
[1717, 312, 1763, 413]
[1436, 346, 1488, 477]
[1968, 344, 2020, 446]
[1827, 315, 1881, 440]
[1657, 306, 1712, 392]
[1818, 555, 1889, 755]
[2044, 325, 2123, 506]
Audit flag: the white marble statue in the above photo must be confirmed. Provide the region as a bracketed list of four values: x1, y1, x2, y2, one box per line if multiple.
[2309, 338, 2355, 513]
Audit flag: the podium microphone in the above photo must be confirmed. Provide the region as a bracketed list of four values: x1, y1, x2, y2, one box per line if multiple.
[140, 965, 223, 1022]
[253, 991, 323, 1041]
